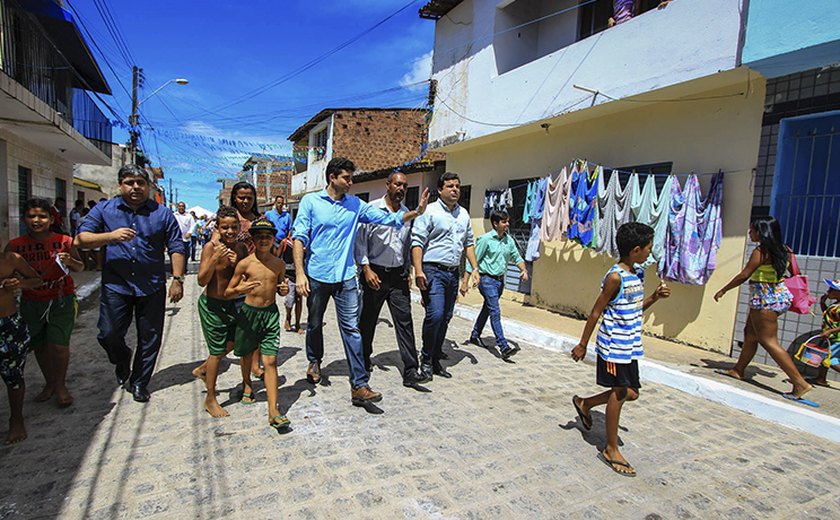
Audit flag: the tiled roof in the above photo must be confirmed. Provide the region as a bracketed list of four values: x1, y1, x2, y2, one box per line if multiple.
[419, 0, 463, 20]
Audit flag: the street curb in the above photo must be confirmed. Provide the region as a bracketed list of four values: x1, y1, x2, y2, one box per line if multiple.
[411, 293, 840, 444]
[75, 277, 101, 303]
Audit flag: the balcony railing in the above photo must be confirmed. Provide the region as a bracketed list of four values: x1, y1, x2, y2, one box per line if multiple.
[0, 0, 112, 158]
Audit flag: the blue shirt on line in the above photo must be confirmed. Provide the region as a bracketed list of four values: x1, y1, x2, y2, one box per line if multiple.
[78, 197, 186, 297]
[264, 208, 292, 241]
[292, 189, 405, 283]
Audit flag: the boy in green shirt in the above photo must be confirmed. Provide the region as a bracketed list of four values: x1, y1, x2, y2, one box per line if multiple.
[465, 210, 528, 360]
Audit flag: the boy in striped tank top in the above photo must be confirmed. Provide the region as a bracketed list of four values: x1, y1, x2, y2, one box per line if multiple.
[571, 223, 670, 477]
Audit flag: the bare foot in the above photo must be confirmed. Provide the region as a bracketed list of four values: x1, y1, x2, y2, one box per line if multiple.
[56, 387, 74, 407]
[296, 326, 304, 335]
[204, 398, 230, 418]
[714, 368, 743, 380]
[792, 382, 813, 399]
[33, 386, 54, 402]
[601, 448, 636, 476]
[192, 365, 206, 381]
[251, 369, 265, 380]
[284, 320, 292, 332]
[5, 418, 26, 444]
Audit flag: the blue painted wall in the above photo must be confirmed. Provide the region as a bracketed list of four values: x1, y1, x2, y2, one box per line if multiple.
[743, 0, 840, 78]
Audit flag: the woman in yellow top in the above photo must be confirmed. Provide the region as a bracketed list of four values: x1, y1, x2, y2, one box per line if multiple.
[713, 217, 813, 402]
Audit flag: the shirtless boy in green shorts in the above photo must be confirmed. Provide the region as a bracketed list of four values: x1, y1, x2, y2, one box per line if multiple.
[0, 248, 42, 443]
[196, 205, 247, 417]
[225, 218, 290, 431]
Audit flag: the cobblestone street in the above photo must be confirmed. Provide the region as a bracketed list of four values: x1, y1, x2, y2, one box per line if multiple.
[1, 276, 839, 519]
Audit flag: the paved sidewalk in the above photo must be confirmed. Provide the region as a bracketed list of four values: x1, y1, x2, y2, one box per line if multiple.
[459, 291, 840, 420]
[0, 276, 838, 519]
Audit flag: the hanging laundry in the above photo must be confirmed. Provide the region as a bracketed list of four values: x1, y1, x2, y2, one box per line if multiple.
[483, 190, 502, 219]
[595, 169, 633, 257]
[525, 219, 542, 261]
[525, 177, 549, 261]
[631, 174, 674, 270]
[661, 172, 724, 285]
[540, 166, 572, 242]
[522, 181, 535, 225]
[568, 164, 600, 248]
[531, 177, 549, 223]
[501, 188, 513, 210]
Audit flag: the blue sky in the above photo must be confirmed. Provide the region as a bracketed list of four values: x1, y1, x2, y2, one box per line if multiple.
[68, 0, 435, 209]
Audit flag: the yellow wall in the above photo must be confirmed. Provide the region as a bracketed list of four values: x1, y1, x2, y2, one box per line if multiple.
[444, 74, 766, 352]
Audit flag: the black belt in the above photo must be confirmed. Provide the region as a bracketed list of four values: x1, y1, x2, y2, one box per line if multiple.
[370, 263, 406, 275]
[424, 262, 459, 273]
[480, 272, 504, 282]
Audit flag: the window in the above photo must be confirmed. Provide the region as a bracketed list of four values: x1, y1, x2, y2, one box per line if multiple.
[55, 177, 66, 205]
[18, 166, 31, 236]
[77, 190, 85, 204]
[312, 128, 328, 161]
[494, 0, 580, 74]
[579, 0, 665, 40]
[405, 186, 419, 210]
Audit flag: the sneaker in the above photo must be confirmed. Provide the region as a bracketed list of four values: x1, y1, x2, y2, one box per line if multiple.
[351, 386, 382, 405]
[306, 362, 321, 384]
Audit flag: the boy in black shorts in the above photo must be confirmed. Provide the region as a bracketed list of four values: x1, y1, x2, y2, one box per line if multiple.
[570, 223, 670, 477]
[0, 249, 42, 443]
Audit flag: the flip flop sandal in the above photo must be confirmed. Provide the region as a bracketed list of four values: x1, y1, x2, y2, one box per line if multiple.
[572, 395, 592, 431]
[782, 393, 821, 408]
[269, 415, 290, 430]
[240, 392, 256, 404]
[598, 451, 636, 477]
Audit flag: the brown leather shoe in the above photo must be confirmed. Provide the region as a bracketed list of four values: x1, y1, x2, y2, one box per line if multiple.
[351, 386, 382, 405]
[306, 362, 321, 384]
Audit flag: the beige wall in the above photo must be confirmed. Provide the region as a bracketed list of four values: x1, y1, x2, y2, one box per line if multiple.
[0, 130, 73, 244]
[443, 74, 766, 352]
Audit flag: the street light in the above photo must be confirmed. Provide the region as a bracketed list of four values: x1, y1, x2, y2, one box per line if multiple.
[128, 66, 189, 163]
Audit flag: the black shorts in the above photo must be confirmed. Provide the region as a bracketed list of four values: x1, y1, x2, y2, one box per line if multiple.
[596, 357, 641, 389]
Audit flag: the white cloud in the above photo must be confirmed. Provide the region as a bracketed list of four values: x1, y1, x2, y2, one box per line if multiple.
[400, 50, 433, 91]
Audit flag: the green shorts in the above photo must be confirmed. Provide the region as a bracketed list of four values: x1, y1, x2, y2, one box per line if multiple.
[20, 295, 77, 348]
[234, 302, 280, 357]
[197, 294, 239, 356]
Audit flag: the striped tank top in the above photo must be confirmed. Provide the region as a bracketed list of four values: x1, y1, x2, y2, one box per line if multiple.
[596, 264, 645, 363]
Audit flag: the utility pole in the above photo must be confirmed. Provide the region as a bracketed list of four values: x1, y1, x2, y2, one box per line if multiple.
[129, 66, 140, 164]
[169, 178, 173, 208]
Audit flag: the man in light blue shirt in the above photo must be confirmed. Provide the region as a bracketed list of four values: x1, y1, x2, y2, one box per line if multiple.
[411, 172, 479, 381]
[264, 195, 292, 249]
[293, 157, 428, 407]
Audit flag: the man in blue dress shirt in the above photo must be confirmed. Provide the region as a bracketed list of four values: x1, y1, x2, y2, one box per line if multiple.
[411, 172, 479, 381]
[292, 157, 428, 407]
[76, 164, 186, 403]
[264, 195, 292, 251]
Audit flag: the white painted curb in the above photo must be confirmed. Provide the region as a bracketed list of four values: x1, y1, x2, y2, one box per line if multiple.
[411, 292, 840, 444]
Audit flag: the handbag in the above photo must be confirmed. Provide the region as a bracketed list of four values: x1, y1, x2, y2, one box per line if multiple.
[783, 250, 816, 314]
[794, 335, 831, 367]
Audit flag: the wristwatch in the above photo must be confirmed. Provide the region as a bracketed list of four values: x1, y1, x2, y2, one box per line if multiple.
[172, 275, 185, 283]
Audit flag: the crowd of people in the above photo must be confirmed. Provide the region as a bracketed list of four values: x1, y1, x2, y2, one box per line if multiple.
[1, 158, 838, 479]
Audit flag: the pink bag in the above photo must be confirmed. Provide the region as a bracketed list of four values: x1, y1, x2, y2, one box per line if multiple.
[784, 251, 816, 314]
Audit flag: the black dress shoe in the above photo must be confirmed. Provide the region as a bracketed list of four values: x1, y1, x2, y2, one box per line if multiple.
[501, 345, 521, 360]
[432, 364, 452, 378]
[403, 369, 431, 387]
[419, 363, 434, 382]
[130, 384, 150, 403]
[467, 336, 487, 348]
[115, 362, 130, 386]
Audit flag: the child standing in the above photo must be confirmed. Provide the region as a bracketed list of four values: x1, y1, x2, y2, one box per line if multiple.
[225, 218, 290, 431]
[195, 206, 246, 417]
[0, 248, 42, 443]
[280, 235, 303, 333]
[810, 279, 840, 387]
[571, 223, 669, 477]
[6, 199, 84, 407]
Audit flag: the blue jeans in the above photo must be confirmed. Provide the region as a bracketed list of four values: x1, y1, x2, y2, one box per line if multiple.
[420, 264, 459, 365]
[472, 275, 509, 350]
[305, 277, 368, 388]
[97, 286, 166, 388]
[189, 236, 199, 261]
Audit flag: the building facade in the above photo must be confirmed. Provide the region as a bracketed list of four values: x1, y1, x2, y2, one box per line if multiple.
[418, 0, 822, 355]
[0, 0, 112, 241]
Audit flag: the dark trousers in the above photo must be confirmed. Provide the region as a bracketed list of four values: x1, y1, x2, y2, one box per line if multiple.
[189, 236, 199, 261]
[97, 286, 166, 388]
[420, 264, 459, 365]
[359, 265, 419, 376]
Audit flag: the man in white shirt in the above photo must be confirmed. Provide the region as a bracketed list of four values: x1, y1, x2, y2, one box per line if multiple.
[173, 202, 196, 268]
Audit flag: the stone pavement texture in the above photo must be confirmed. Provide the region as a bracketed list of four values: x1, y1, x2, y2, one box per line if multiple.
[1, 275, 839, 519]
[459, 291, 840, 420]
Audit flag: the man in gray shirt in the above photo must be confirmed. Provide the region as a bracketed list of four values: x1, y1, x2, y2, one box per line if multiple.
[411, 172, 479, 381]
[355, 172, 429, 388]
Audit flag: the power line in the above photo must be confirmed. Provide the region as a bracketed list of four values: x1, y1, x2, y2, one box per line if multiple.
[191, 0, 422, 117]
